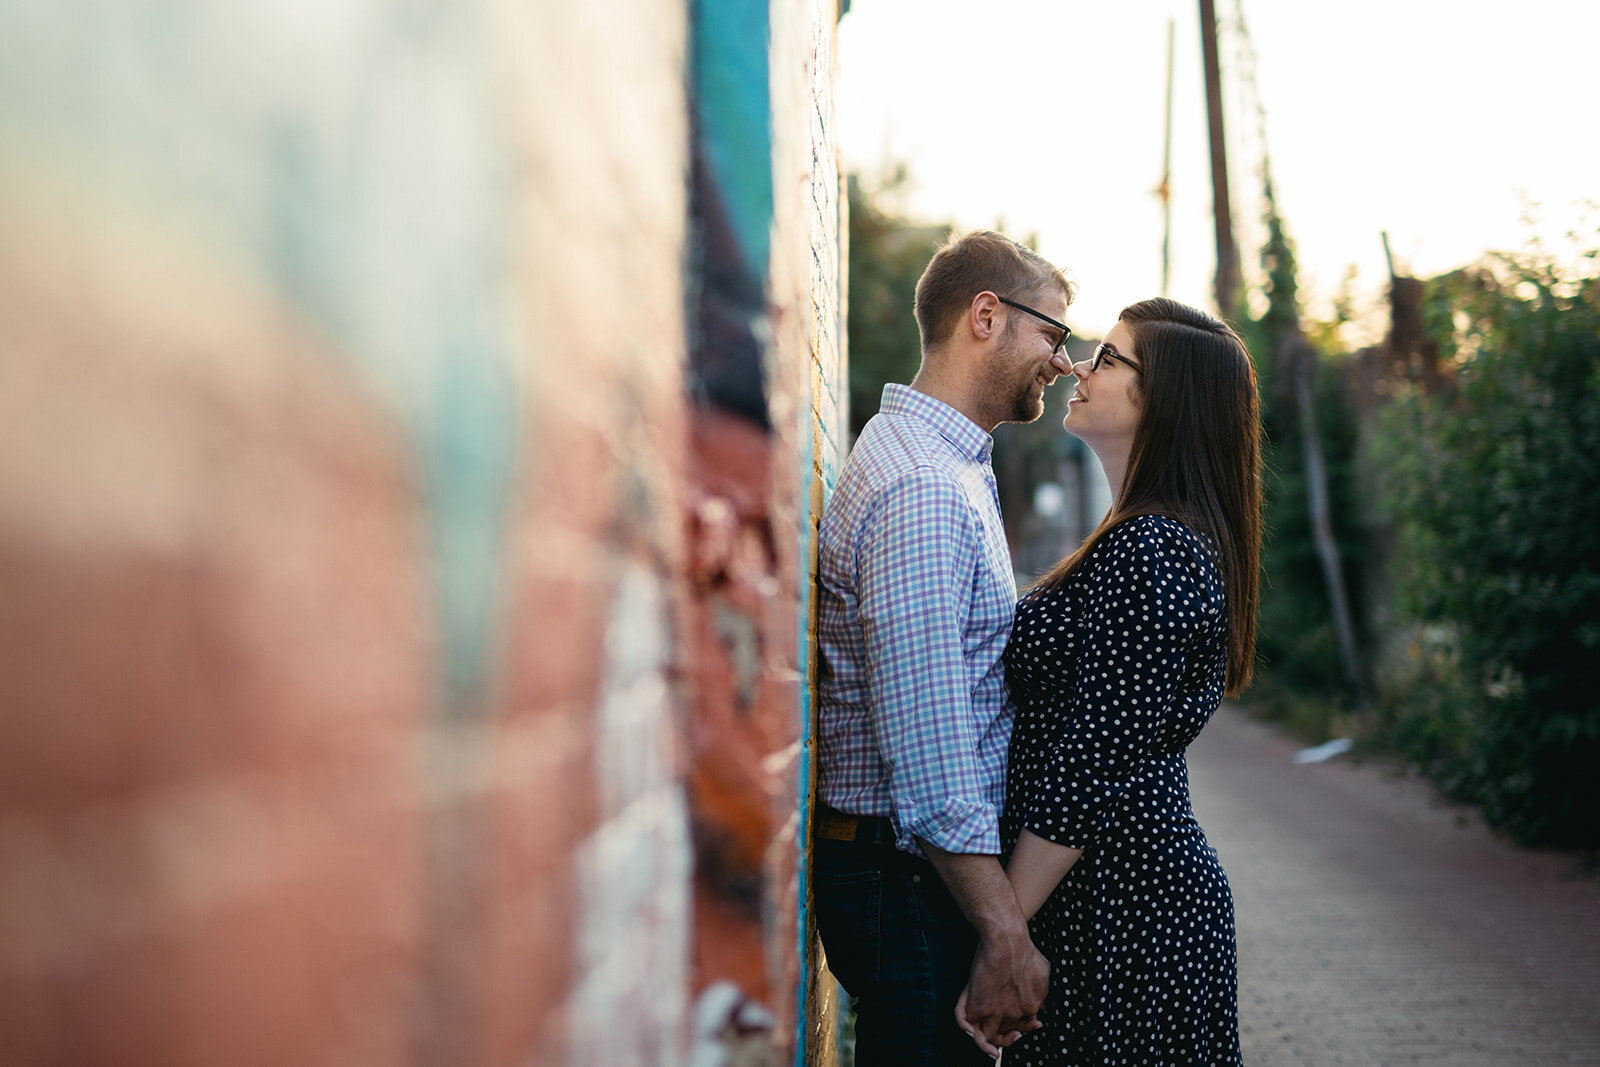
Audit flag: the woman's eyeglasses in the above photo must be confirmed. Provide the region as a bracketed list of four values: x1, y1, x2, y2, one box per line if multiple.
[1091, 343, 1142, 376]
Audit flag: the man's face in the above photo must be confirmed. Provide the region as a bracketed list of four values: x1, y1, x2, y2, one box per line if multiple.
[986, 291, 1073, 425]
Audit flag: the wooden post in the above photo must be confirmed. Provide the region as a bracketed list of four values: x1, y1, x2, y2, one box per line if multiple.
[1160, 18, 1175, 297]
[1199, 0, 1239, 316]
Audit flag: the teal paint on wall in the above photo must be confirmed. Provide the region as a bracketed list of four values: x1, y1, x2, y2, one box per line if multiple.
[420, 309, 519, 715]
[692, 0, 773, 280]
[799, 411, 846, 1067]
[795, 406, 817, 1067]
[689, 0, 775, 424]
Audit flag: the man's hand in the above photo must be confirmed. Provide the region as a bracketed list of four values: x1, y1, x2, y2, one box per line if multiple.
[955, 924, 1049, 1055]
[917, 839, 1051, 1055]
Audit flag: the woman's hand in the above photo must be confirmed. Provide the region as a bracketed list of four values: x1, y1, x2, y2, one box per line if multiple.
[955, 983, 1033, 1059]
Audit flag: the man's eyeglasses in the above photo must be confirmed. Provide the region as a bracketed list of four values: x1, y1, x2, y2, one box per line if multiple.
[997, 296, 1071, 356]
[1091, 342, 1142, 376]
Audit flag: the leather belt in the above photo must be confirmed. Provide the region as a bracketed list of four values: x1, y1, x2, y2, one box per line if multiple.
[815, 804, 892, 845]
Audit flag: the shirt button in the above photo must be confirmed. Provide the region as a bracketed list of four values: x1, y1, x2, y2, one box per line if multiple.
[912, 874, 922, 883]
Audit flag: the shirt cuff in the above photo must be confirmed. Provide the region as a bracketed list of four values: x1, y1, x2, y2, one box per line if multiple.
[895, 797, 1001, 855]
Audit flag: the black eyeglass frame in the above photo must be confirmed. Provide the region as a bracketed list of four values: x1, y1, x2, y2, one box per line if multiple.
[996, 296, 1072, 355]
[1091, 342, 1143, 376]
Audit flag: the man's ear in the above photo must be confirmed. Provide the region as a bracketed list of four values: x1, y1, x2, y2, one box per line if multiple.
[969, 291, 1002, 342]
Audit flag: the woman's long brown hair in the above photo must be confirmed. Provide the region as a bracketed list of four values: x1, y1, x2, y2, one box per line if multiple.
[1033, 298, 1262, 696]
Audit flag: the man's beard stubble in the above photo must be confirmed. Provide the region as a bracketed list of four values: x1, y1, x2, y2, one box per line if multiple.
[1008, 377, 1046, 424]
[989, 329, 1047, 425]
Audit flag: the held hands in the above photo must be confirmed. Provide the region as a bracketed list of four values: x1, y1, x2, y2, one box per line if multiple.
[953, 926, 1050, 1059]
[911, 839, 1055, 1058]
[955, 828, 1083, 1054]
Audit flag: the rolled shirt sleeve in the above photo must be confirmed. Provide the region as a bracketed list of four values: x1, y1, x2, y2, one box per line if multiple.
[857, 468, 1003, 855]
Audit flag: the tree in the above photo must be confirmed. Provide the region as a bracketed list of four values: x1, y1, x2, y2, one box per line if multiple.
[845, 170, 948, 436]
[1240, 169, 1369, 723]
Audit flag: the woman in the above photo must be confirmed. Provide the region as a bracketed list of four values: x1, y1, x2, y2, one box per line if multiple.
[966, 298, 1260, 1064]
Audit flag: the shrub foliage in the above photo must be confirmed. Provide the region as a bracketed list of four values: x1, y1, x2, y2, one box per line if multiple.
[1375, 247, 1600, 845]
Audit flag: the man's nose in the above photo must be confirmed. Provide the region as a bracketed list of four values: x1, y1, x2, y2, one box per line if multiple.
[1048, 349, 1075, 375]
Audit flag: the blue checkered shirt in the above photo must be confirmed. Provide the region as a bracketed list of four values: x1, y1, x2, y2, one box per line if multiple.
[817, 384, 1018, 856]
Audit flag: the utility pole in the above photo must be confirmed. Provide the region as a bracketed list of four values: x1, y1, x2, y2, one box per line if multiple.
[1159, 18, 1175, 297]
[1199, 0, 1239, 316]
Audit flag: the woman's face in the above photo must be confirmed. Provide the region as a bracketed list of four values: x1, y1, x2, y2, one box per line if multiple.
[1063, 320, 1143, 448]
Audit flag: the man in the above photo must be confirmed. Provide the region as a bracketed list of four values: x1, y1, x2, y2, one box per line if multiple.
[815, 231, 1076, 1063]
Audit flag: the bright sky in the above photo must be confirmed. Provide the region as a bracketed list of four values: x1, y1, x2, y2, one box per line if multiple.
[837, 0, 1598, 345]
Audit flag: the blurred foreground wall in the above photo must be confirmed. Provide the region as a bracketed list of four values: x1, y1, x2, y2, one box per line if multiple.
[0, 1, 846, 1064]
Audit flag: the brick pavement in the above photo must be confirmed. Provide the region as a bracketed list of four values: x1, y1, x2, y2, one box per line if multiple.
[1188, 706, 1600, 1066]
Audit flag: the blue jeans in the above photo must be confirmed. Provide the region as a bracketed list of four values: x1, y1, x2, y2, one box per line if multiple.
[814, 818, 992, 1067]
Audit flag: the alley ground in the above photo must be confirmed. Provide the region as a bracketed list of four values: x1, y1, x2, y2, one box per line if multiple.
[1188, 707, 1600, 1066]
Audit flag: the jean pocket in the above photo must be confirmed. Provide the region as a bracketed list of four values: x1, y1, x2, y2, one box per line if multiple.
[815, 868, 882, 991]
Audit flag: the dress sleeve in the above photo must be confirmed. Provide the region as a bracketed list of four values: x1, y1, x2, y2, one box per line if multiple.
[857, 468, 1000, 855]
[1016, 519, 1214, 850]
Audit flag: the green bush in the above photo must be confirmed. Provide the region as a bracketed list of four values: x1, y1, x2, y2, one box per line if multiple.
[1374, 247, 1600, 845]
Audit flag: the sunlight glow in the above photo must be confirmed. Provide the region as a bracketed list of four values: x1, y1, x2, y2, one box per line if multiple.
[838, 0, 1598, 346]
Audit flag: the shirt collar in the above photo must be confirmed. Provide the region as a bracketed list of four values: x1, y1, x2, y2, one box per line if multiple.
[880, 383, 994, 462]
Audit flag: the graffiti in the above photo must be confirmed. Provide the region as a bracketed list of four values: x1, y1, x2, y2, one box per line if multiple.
[689, 0, 774, 427]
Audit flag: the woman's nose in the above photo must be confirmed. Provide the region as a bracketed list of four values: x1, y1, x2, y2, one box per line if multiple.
[1070, 358, 1092, 380]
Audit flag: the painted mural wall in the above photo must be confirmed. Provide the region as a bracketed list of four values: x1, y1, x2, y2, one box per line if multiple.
[0, 0, 845, 1064]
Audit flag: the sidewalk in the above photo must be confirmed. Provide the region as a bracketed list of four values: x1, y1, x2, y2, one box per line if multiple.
[1188, 706, 1600, 1066]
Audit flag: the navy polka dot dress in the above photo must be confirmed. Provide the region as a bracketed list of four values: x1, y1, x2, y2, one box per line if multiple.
[1002, 515, 1241, 1066]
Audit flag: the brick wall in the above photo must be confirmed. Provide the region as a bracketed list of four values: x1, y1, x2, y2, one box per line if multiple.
[0, 1, 844, 1065]
[685, 1, 848, 1062]
[774, 1, 851, 1061]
